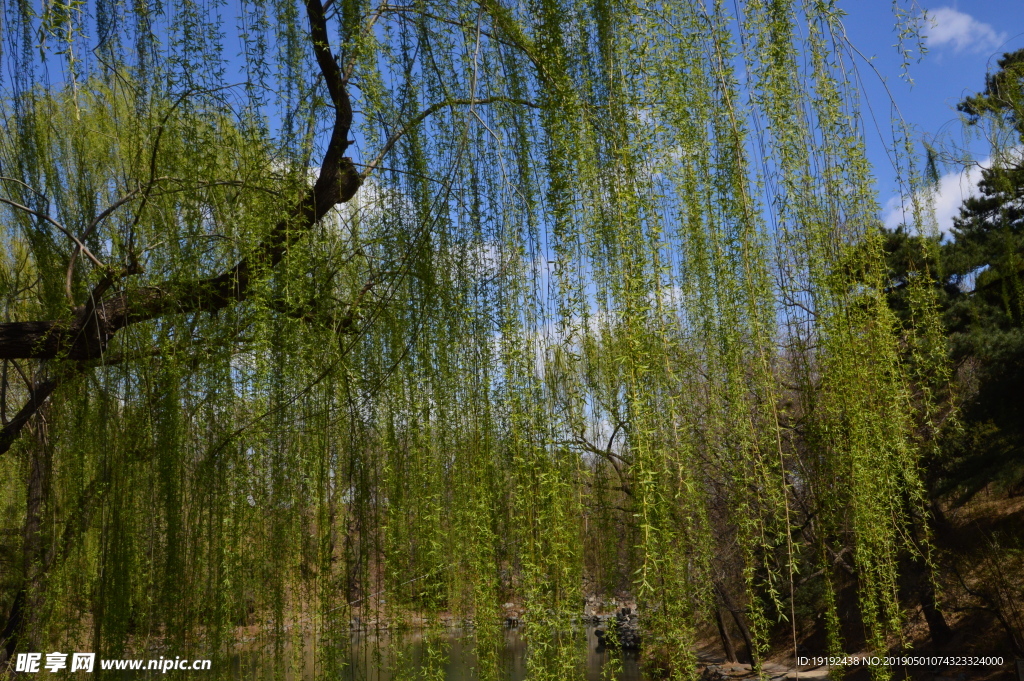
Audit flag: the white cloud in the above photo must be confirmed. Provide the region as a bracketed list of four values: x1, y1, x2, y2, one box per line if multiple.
[884, 160, 986, 236]
[930, 163, 986, 235]
[925, 7, 1007, 54]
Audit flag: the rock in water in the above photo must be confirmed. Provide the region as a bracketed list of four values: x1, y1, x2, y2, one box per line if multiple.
[595, 608, 642, 651]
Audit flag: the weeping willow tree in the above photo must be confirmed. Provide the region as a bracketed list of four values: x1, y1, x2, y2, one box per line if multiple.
[0, 0, 946, 677]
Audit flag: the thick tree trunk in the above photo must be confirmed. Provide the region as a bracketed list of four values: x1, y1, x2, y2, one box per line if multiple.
[915, 501, 953, 647]
[920, 580, 954, 647]
[715, 605, 739, 663]
[1, 409, 52, 658]
[715, 580, 756, 665]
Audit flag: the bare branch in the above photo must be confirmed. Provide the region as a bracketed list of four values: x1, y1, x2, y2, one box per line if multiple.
[0, 176, 48, 202]
[0, 196, 105, 272]
[572, 431, 632, 496]
[65, 184, 152, 302]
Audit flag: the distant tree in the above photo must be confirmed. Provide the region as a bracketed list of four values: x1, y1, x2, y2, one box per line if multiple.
[940, 49, 1024, 499]
[874, 51, 1024, 649]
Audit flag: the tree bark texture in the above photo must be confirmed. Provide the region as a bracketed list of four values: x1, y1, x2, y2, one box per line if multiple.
[1, 408, 52, 657]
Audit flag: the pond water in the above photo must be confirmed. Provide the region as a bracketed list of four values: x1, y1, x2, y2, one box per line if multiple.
[231, 625, 648, 680]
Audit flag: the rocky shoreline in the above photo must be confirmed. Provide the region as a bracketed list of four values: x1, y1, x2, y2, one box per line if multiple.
[593, 607, 642, 651]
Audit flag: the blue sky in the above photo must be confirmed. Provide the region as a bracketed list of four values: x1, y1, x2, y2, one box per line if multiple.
[840, 2, 1024, 236]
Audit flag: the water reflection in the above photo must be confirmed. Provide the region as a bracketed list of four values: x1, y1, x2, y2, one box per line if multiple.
[234, 626, 646, 680]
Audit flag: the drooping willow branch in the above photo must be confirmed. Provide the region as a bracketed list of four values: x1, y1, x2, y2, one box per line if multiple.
[0, 0, 359, 457]
[360, 97, 538, 179]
